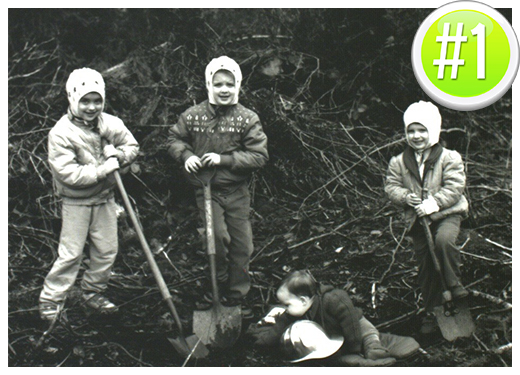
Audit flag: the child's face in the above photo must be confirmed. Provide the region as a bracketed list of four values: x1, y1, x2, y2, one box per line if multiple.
[77, 92, 103, 122]
[211, 71, 236, 106]
[276, 286, 313, 317]
[406, 123, 430, 152]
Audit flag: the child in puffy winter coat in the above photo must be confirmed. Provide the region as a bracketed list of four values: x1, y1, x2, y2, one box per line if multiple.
[39, 68, 139, 320]
[247, 270, 419, 366]
[384, 101, 469, 334]
[167, 56, 268, 316]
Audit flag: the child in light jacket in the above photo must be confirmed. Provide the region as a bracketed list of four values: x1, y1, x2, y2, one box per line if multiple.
[384, 101, 469, 334]
[39, 68, 139, 320]
[167, 56, 268, 315]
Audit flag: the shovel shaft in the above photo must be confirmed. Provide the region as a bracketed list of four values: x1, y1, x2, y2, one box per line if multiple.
[202, 183, 220, 304]
[420, 189, 451, 301]
[113, 170, 185, 336]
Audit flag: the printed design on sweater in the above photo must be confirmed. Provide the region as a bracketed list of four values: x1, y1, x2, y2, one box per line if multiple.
[185, 111, 249, 134]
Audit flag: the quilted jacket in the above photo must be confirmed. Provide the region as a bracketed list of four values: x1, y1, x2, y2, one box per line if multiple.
[48, 113, 139, 204]
[384, 145, 468, 229]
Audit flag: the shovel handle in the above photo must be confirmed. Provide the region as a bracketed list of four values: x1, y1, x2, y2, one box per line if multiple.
[202, 182, 220, 305]
[194, 169, 220, 305]
[113, 170, 186, 336]
[421, 189, 452, 303]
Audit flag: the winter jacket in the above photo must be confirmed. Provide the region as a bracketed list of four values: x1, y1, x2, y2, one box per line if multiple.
[167, 100, 268, 188]
[247, 284, 365, 354]
[48, 113, 139, 205]
[384, 144, 468, 230]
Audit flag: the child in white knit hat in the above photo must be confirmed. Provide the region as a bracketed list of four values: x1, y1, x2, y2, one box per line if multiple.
[384, 101, 469, 334]
[167, 56, 268, 316]
[39, 67, 139, 320]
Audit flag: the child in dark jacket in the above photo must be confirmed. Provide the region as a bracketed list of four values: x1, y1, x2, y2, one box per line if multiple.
[167, 56, 268, 314]
[247, 270, 419, 366]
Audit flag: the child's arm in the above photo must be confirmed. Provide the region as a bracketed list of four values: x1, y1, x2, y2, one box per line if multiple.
[167, 115, 195, 164]
[384, 155, 412, 207]
[103, 118, 139, 167]
[431, 150, 466, 209]
[48, 132, 116, 187]
[326, 290, 363, 353]
[219, 115, 268, 170]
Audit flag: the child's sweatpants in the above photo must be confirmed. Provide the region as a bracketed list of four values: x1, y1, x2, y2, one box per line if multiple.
[410, 214, 463, 312]
[39, 198, 118, 304]
[195, 182, 254, 299]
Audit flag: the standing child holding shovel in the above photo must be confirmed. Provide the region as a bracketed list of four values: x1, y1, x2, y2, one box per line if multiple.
[39, 68, 139, 320]
[384, 101, 469, 335]
[167, 56, 268, 318]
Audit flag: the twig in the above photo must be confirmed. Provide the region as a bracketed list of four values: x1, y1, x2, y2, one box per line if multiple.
[469, 289, 512, 310]
[375, 307, 423, 330]
[477, 233, 512, 252]
[494, 343, 512, 355]
[472, 333, 509, 367]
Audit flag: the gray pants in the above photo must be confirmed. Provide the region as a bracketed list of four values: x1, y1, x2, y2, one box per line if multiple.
[195, 183, 254, 299]
[410, 214, 463, 312]
[40, 198, 118, 304]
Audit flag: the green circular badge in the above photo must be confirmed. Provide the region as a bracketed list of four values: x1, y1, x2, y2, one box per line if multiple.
[412, 1, 519, 110]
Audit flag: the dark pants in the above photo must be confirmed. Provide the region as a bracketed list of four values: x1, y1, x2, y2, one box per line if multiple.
[410, 215, 463, 312]
[195, 183, 254, 299]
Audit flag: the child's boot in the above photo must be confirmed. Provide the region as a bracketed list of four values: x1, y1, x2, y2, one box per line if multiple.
[363, 333, 392, 360]
[83, 292, 118, 314]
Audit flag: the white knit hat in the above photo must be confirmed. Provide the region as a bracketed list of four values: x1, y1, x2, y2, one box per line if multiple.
[403, 101, 442, 147]
[205, 56, 242, 105]
[66, 68, 105, 117]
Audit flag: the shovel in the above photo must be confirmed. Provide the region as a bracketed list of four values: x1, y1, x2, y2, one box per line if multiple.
[420, 207, 475, 341]
[192, 169, 242, 348]
[113, 169, 209, 359]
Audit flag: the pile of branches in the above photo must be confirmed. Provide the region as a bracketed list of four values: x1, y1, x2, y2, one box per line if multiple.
[9, 9, 511, 366]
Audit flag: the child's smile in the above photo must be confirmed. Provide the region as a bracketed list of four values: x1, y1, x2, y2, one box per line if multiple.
[406, 123, 430, 151]
[211, 71, 236, 106]
[77, 92, 103, 122]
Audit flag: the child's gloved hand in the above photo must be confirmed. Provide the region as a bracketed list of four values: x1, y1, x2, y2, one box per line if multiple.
[97, 158, 120, 179]
[103, 144, 118, 159]
[185, 155, 202, 173]
[405, 193, 422, 207]
[415, 196, 440, 217]
[201, 153, 221, 167]
[103, 144, 125, 163]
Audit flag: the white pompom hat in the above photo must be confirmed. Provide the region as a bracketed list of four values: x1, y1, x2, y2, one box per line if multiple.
[66, 67, 105, 117]
[403, 101, 442, 147]
[205, 56, 242, 105]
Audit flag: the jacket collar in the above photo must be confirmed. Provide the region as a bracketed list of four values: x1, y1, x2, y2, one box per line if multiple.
[403, 143, 444, 184]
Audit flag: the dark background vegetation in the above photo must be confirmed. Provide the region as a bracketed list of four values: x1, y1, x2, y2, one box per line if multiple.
[8, 8, 512, 367]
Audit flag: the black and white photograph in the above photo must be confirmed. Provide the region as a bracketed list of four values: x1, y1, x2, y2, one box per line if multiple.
[7, 3, 514, 367]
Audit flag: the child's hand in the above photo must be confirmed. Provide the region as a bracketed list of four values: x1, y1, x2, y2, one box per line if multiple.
[201, 153, 221, 167]
[259, 306, 286, 325]
[405, 193, 422, 207]
[103, 157, 120, 174]
[415, 196, 440, 217]
[185, 155, 202, 173]
[103, 144, 119, 159]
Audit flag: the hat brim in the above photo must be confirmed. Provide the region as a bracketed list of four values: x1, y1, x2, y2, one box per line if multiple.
[290, 334, 344, 363]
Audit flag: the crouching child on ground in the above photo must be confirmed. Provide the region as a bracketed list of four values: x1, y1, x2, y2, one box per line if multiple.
[246, 270, 420, 366]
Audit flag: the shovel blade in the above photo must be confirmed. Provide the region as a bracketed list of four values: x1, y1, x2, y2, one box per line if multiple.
[193, 305, 242, 348]
[168, 335, 209, 359]
[433, 299, 475, 341]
